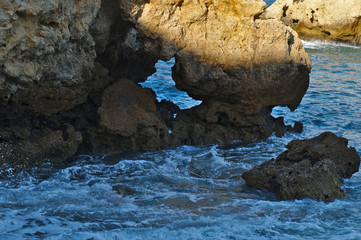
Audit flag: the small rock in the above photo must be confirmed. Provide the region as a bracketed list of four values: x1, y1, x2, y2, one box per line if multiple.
[242, 132, 361, 202]
[112, 185, 136, 197]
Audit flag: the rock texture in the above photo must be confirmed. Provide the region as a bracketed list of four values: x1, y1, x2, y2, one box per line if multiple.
[0, 0, 101, 116]
[90, 79, 169, 153]
[0, 0, 311, 175]
[0, 0, 159, 172]
[119, 0, 311, 145]
[120, 0, 310, 111]
[263, 0, 361, 44]
[242, 132, 361, 202]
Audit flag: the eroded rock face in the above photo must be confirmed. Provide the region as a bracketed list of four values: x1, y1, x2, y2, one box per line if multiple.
[263, 0, 361, 44]
[0, 0, 311, 174]
[119, 0, 311, 112]
[0, 0, 101, 116]
[0, 0, 162, 169]
[119, 0, 311, 145]
[242, 132, 361, 202]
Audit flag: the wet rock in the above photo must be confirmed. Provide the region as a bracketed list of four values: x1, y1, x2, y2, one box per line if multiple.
[156, 100, 180, 130]
[242, 132, 361, 202]
[171, 102, 303, 146]
[112, 185, 136, 197]
[0, 124, 82, 177]
[263, 0, 361, 45]
[90, 79, 169, 153]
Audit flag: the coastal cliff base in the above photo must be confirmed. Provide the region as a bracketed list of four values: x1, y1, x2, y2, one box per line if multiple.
[0, 0, 311, 175]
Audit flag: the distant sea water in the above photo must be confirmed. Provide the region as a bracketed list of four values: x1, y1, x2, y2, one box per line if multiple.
[1, 1, 361, 239]
[264, 0, 275, 6]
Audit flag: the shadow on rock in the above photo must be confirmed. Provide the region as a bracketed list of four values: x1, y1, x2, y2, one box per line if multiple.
[242, 132, 361, 202]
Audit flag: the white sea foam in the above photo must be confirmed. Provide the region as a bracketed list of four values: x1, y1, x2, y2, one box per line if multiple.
[302, 40, 360, 49]
[1, 34, 361, 239]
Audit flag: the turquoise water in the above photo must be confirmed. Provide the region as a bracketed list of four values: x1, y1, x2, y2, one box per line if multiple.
[1, 10, 361, 240]
[264, 0, 275, 6]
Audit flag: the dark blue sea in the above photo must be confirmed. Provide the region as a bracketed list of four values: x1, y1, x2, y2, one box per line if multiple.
[1, 2, 361, 239]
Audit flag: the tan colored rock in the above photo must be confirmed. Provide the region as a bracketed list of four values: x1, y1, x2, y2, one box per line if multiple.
[0, 0, 101, 116]
[263, 0, 361, 44]
[120, 0, 311, 113]
[91, 79, 169, 152]
[0, 0, 312, 167]
[119, 0, 311, 145]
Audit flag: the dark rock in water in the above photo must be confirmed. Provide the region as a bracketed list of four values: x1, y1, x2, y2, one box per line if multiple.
[242, 132, 361, 202]
[91, 79, 170, 153]
[112, 185, 136, 197]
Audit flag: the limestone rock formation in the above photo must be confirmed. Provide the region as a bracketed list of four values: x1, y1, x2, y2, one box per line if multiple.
[0, 0, 101, 116]
[119, 0, 311, 112]
[263, 0, 361, 44]
[0, 0, 311, 174]
[119, 0, 311, 145]
[242, 132, 361, 202]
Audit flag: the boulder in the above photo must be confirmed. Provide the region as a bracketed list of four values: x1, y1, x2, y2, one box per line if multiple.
[263, 0, 361, 45]
[170, 102, 302, 146]
[112, 185, 137, 197]
[242, 132, 361, 202]
[90, 79, 169, 153]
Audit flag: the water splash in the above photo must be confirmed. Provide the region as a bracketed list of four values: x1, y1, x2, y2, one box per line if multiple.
[1, 33, 361, 240]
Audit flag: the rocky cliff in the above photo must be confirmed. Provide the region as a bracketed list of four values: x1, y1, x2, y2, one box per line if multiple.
[118, 0, 311, 146]
[0, 0, 311, 175]
[264, 0, 361, 45]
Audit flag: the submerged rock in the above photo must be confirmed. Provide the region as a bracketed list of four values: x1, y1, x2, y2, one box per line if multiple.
[242, 132, 361, 202]
[112, 185, 136, 197]
[263, 0, 361, 45]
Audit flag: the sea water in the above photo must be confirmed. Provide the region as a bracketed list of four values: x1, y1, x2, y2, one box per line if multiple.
[1, 10, 361, 240]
